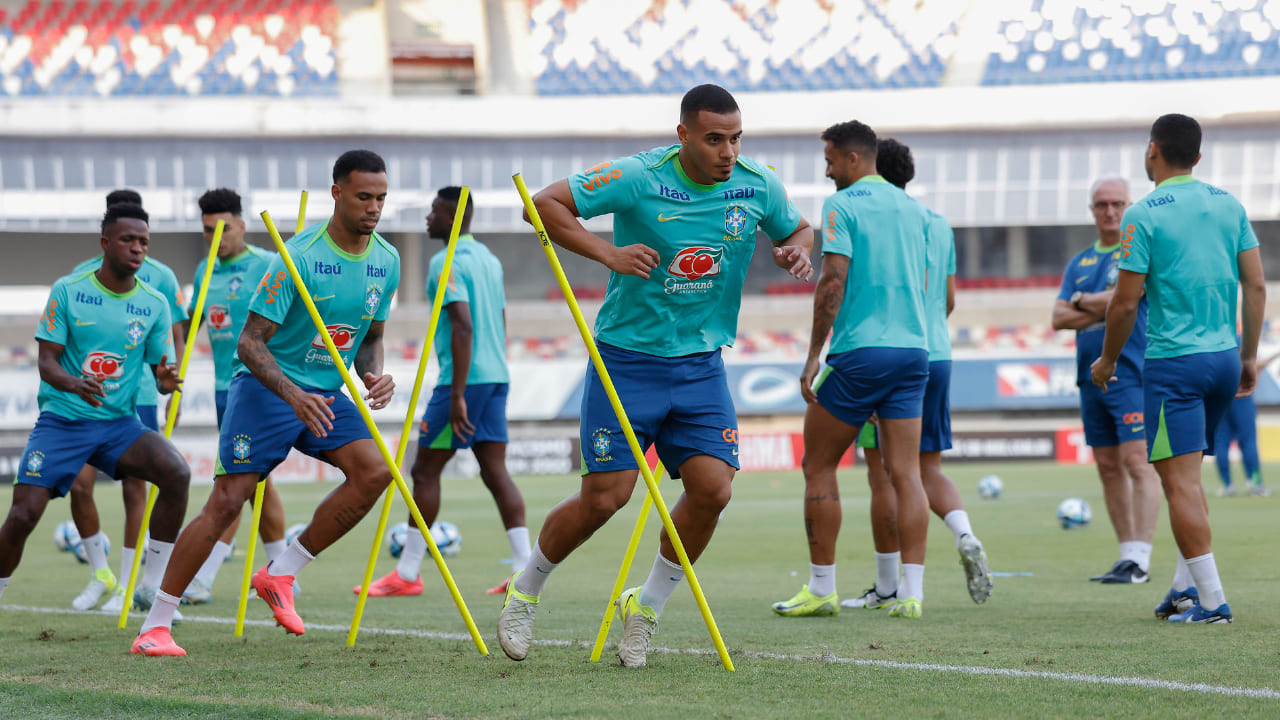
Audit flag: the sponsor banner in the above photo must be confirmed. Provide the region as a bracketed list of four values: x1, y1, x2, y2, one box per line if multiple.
[941, 430, 1057, 462]
[1055, 427, 1095, 465]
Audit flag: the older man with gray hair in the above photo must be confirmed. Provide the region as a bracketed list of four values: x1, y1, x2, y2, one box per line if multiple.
[1051, 176, 1161, 584]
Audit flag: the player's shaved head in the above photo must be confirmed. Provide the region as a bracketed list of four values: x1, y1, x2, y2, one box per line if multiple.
[1150, 114, 1201, 170]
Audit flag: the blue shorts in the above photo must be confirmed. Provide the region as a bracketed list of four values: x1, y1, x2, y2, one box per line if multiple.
[15, 412, 151, 497]
[1078, 382, 1145, 448]
[136, 405, 159, 432]
[815, 347, 929, 428]
[1144, 349, 1240, 462]
[418, 383, 509, 450]
[852, 359, 951, 452]
[215, 390, 228, 428]
[215, 373, 372, 477]
[580, 343, 738, 479]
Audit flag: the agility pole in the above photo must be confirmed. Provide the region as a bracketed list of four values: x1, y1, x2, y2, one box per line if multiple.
[117, 220, 224, 629]
[512, 174, 733, 671]
[347, 187, 469, 646]
[259, 210, 487, 654]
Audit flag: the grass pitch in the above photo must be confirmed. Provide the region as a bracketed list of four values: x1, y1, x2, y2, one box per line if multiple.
[3, 461, 1279, 719]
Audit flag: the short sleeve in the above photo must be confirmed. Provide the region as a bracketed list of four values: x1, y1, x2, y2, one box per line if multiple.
[567, 155, 647, 220]
[156, 266, 189, 322]
[375, 252, 400, 322]
[1057, 255, 1080, 301]
[819, 195, 853, 258]
[248, 255, 296, 325]
[144, 304, 174, 364]
[188, 259, 206, 317]
[1118, 206, 1150, 274]
[427, 255, 469, 308]
[35, 281, 69, 345]
[758, 167, 805, 244]
[1239, 207, 1260, 253]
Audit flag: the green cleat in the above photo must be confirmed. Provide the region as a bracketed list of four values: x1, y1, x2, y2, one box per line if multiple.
[772, 585, 839, 617]
[889, 597, 922, 618]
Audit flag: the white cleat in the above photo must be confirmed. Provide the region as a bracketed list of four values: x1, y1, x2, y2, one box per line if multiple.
[959, 534, 994, 604]
[72, 572, 116, 611]
[616, 587, 658, 669]
[100, 587, 126, 614]
[497, 579, 539, 661]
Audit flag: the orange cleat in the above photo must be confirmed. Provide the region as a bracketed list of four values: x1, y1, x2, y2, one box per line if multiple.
[131, 627, 186, 657]
[351, 571, 424, 597]
[485, 574, 513, 595]
[252, 566, 305, 636]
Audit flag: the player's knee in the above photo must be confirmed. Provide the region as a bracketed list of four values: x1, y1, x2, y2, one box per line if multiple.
[3, 501, 43, 536]
[692, 480, 733, 513]
[584, 492, 628, 523]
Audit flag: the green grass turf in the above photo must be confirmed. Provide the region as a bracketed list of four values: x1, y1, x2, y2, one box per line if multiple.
[3, 461, 1279, 719]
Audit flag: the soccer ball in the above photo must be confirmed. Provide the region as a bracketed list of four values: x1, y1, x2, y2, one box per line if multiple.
[285, 522, 308, 547]
[53, 520, 80, 553]
[1056, 498, 1092, 529]
[977, 475, 1004, 499]
[386, 521, 462, 559]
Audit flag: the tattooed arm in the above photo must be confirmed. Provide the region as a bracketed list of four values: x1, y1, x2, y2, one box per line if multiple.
[355, 319, 394, 410]
[800, 254, 849, 404]
[238, 310, 336, 437]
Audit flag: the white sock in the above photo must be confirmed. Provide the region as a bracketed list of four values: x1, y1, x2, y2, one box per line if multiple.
[194, 541, 232, 584]
[139, 589, 181, 634]
[507, 526, 531, 574]
[269, 539, 315, 577]
[263, 539, 287, 563]
[83, 532, 110, 573]
[140, 540, 173, 589]
[119, 546, 137, 585]
[1121, 541, 1153, 572]
[899, 563, 925, 602]
[513, 540, 558, 597]
[943, 510, 973, 548]
[397, 527, 427, 582]
[1171, 551, 1194, 591]
[0, 576, 9, 601]
[808, 562, 836, 598]
[1185, 553, 1226, 610]
[639, 554, 685, 616]
[875, 551, 900, 597]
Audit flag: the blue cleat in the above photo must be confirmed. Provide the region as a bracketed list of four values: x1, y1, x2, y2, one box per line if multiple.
[1154, 586, 1198, 619]
[1168, 602, 1232, 624]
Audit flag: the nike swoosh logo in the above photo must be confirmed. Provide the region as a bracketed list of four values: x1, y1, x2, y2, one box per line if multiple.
[314, 295, 335, 302]
[657, 214, 683, 222]
[732, 448, 739, 456]
[75, 320, 96, 326]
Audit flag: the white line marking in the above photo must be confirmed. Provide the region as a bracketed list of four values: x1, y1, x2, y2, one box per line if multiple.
[5, 603, 1278, 700]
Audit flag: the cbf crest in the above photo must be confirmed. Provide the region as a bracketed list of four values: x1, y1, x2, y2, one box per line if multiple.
[364, 285, 383, 317]
[591, 428, 613, 460]
[126, 318, 145, 348]
[227, 276, 243, 299]
[724, 204, 748, 237]
[232, 434, 252, 462]
[25, 451, 44, 476]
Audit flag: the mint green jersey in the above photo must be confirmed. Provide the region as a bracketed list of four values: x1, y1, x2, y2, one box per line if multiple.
[190, 245, 275, 391]
[72, 255, 188, 406]
[924, 207, 956, 362]
[234, 223, 400, 391]
[35, 270, 174, 420]
[427, 235, 508, 386]
[568, 145, 805, 357]
[1118, 176, 1259, 359]
[821, 175, 931, 354]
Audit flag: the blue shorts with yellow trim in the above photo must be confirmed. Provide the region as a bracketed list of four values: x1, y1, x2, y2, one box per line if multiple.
[580, 343, 738, 479]
[15, 412, 151, 497]
[215, 373, 372, 477]
[1078, 381, 1145, 448]
[815, 347, 928, 429]
[418, 383, 509, 450]
[1143, 349, 1239, 462]
[853, 359, 950, 452]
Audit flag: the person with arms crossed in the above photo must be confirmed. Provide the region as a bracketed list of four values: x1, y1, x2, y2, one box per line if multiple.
[1053, 176, 1161, 585]
[358, 186, 531, 598]
[772, 121, 931, 619]
[132, 150, 402, 656]
[1091, 114, 1265, 624]
[835, 138, 992, 612]
[179, 188, 293, 605]
[0, 203, 190, 607]
[499, 84, 813, 667]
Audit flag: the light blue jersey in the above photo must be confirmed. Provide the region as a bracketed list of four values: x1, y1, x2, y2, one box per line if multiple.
[427, 234, 508, 386]
[35, 270, 173, 420]
[924, 208, 956, 362]
[568, 145, 804, 357]
[191, 245, 275, 391]
[1118, 176, 1258, 359]
[73, 255, 188, 406]
[234, 222, 400, 391]
[822, 175, 931, 354]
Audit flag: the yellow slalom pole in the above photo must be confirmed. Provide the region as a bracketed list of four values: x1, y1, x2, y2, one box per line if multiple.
[512, 174, 734, 671]
[234, 190, 310, 636]
[347, 187, 469, 646]
[259, 210, 487, 654]
[118, 220, 224, 629]
[589, 461, 665, 662]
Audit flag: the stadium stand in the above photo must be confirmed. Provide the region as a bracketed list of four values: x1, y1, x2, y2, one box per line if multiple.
[0, 0, 338, 97]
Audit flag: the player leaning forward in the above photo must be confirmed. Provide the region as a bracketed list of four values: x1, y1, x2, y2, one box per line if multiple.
[133, 150, 401, 656]
[498, 84, 813, 668]
[0, 203, 190, 605]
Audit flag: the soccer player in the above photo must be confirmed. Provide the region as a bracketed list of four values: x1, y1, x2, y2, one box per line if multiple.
[1211, 345, 1277, 497]
[832, 138, 992, 612]
[0, 203, 190, 605]
[67, 190, 190, 614]
[132, 150, 401, 656]
[498, 84, 812, 667]
[358, 186, 530, 598]
[772, 120, 931, 620]
[1091, 114, 1265, 624]
[1053, 176, 1161, 585]
[179, 188, 293, 605]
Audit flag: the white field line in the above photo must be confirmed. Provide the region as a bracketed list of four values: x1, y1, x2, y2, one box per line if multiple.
[4, 603, 1279, 700]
